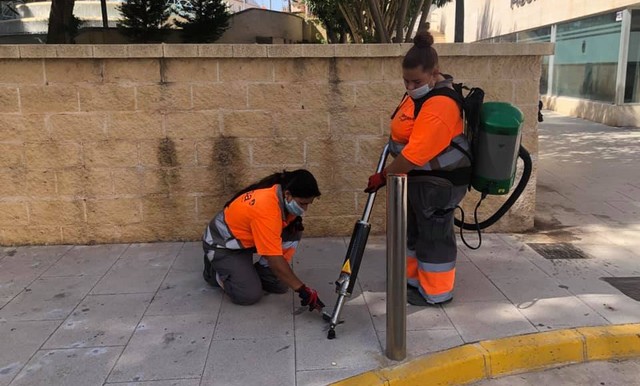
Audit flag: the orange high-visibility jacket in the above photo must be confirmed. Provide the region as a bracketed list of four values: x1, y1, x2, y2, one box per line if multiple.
[389, 93, 469, 172]
[203, 185, 296, 257]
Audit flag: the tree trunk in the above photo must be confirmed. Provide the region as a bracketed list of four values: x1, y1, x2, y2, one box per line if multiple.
[415, 0, 432, 37]
[326, 28, 339, 44]
[338, 2, 363, 43]
[394, 0, 410, 43]
[405, 0, 424, 42]
[454, 0, 464, 42]
[46, 0, 75, 43]
[367, 0, 390, 42]
[100, 0, 108, 28]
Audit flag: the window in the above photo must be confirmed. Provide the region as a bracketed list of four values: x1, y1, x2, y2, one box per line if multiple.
[517, 27, 551, 94]
[553, 13, 622, 102]
[624, 10, 640, 103]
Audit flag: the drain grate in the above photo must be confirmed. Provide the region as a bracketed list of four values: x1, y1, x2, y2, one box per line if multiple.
[601, 277, 640, 301]
[527, 243, 590, 260]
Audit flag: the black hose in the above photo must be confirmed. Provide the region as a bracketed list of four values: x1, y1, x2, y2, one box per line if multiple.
[455, 145, 532, 231]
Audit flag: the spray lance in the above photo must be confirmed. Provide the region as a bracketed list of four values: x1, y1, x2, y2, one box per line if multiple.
[322, 145, 389, 340]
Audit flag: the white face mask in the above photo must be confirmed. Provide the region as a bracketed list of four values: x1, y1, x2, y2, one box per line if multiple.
[407, 83, 432, 99]
[285, 198, 305, 217]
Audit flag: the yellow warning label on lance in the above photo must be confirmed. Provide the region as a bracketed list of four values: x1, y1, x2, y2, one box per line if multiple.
[341, 260, 352, 274]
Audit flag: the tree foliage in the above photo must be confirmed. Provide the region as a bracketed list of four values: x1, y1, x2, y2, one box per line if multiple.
[304, 0, 452, 43]
[174, 0, 231, 43]
[304, 0, 350, 43]
[117, 0, 171, 43]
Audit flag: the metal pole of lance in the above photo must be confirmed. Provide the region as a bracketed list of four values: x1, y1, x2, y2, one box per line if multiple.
[386, 173, 407, 361]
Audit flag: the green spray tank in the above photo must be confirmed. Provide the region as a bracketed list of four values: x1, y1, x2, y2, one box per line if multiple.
[472, 102, 524, 195]
[454, 101, 532, 248]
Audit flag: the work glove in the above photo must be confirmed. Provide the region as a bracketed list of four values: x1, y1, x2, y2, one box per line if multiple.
[296, 285, 325, 312]
[364, 171, 387, 193]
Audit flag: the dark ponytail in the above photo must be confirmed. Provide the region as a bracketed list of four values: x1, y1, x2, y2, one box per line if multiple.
[225, 169, 321, 207]
[402, 30, 438, 71]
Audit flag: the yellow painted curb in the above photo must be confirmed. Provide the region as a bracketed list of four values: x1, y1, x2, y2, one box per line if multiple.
[330, 323, 640, 386]
[577, 324, 640, 361]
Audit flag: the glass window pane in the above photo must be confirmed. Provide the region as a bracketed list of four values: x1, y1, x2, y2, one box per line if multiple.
[516, 27, 551, 43]
[552, 12, 622, 102]
[517, 27, 552, 94]
[624, 10, 640, 103]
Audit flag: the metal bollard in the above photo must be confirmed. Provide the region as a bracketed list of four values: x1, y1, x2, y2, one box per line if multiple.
[386, 173, 407, 361]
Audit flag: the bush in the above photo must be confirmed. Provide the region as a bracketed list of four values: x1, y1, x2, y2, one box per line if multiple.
[117, 0, 171, 43]
[174, 0, 230, 43]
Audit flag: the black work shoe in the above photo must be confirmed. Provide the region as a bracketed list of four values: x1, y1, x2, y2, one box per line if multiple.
[406, 286, 452, 307]
[254, 263, 288, 294]
[203, 254, 220, 288]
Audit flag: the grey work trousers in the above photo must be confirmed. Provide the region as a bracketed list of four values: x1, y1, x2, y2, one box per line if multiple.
[203, 226, 302, 305]
[406, 176, 467, 302]
[407, 176, 467, 263]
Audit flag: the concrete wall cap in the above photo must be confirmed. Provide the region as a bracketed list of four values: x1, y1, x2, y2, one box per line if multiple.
[0, 43, 555, 59]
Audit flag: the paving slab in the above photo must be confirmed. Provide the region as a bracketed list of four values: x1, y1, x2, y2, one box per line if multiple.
[294, 304, 382, 371]
[293, 237, 349, 270]
[91, 243, 183, 295]
[145, 270, 222, 316]
[453, 261, 509, 303]
[213, 291, 293, 340]
[577, 294, 640, 324]
[202, 337, 295, 386]
[105, 381, 200, 386]
[9, 347, 123, 386]
[107, 314, 216, 383]
[43, 293, 153, 349]
[296, 368, 372, 386]
[42, 244, 128, 277]
[517, 295, 609, 330]
[0, 246, 73, 302]
[0, 320, 60, 386]
[401, 328, 465, 358]
[364, 290, 455, 332]
[442, 300, 538, 343]
[170, 242, 203, 273]
[0, 275, 100, 321]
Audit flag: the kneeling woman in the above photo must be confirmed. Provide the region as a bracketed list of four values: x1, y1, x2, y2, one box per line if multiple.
[202, 169, 325, 311]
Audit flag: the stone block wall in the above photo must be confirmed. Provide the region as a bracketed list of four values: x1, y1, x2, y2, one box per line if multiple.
[0, 43, 553, 245]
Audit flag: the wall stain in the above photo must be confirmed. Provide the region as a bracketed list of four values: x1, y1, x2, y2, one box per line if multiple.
[328, 58, 347, 129]
[212, 136, 245, 195]
[157, 137, 180, 191]
[158, 137, 178, 167]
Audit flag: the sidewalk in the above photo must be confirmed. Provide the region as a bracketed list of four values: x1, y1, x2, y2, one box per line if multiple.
[1, 111, 639, 386]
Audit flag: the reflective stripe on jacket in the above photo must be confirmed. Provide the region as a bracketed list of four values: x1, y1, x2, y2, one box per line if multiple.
[388, 134, 471, 172]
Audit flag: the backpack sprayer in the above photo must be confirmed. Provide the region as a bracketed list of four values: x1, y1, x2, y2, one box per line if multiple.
[323, 84, 532, 339]
[454, 101, 532, 249]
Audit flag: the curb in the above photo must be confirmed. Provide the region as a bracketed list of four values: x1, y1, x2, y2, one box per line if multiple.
[331, 323, 640, 386]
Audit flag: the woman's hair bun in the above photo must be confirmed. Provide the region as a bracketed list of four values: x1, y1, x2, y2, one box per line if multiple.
[413, 30, 434, 48]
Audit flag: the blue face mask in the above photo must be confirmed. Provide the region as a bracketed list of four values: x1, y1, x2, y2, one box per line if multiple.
[407, 83, 431, 99]
[285, 198, 305, 216]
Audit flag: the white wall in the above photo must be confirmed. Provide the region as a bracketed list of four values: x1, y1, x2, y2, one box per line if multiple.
[435, 0, 640, 42]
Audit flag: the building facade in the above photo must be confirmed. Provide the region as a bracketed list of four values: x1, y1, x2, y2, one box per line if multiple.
[0, 0, 260, 36]
[433, 0, 640, 126]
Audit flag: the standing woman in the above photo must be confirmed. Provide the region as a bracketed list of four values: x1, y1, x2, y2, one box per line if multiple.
[365, 30, 471, 306]
[203, 169, 325, 311]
